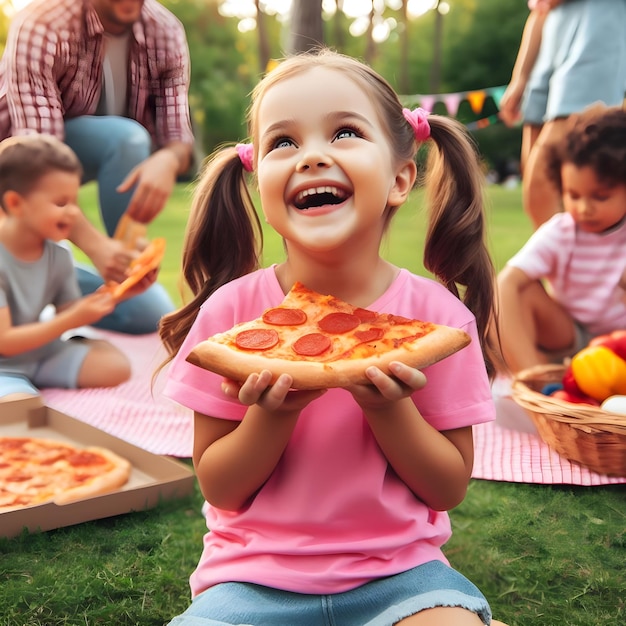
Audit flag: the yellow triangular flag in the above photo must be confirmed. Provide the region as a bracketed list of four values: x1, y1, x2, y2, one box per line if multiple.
[467, 90, 486, 115]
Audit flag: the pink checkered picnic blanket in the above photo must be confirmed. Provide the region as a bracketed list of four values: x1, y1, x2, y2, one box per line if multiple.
[41, 331, 626, 485]
[42, 331, 193, 457]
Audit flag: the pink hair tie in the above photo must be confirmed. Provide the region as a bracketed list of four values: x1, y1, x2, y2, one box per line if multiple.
[402, 108, 431, 142]
[236, 143, 254, 172]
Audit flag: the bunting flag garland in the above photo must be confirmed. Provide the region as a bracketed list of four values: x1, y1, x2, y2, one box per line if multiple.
[401, 85, 506, 114]
[268, 55, 510, 131]
[443, 93, 462, 117]
[465, 113, 501, 131]
[400, 85, 509, 131]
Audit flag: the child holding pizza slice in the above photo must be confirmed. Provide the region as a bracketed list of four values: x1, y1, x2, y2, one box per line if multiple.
[159, 49, 507, 626]
[0, 135, 149, 403]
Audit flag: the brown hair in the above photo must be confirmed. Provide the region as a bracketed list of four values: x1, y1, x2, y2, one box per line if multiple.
[0, 134, 82, 211]
[159, 49, 498, 377]
[546, 104, 626, 190]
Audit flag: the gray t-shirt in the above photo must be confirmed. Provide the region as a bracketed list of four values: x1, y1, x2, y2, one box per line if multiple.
[0, 240, 80, 372]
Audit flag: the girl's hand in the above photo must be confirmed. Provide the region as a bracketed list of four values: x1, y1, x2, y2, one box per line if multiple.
[222, 370, 326, 413]
[348, 361, 427, 409]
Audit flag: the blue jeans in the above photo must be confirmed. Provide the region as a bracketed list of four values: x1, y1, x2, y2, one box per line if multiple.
[65, 116, 175, 334]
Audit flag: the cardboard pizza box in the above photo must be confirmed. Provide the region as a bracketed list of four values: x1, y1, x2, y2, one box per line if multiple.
[0, 397, 195, 538]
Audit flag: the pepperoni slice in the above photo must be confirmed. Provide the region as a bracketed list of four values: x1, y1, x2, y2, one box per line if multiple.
[67, 452, 109, 467]
[318, 312, 361, 334]
[235, 328, 279, 350]
[354, 328, 384, 343]
[262, 307, 307, 326]
[292, 333, 332, 356]
[353, 307, 377, 322]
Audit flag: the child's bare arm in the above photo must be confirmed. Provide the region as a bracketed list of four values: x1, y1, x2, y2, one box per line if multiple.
[0, 293, 116, 357]
[349, 364, 473, 511]
[193, 372, 325, 511]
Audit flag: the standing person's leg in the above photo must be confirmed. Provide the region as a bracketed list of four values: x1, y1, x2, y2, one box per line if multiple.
[518, 4, 562, 228]
[65, 116, 175, 334]
[65, 116, 151, 235]
[519, 123, 541, 179]
[521, 118, 567, 229]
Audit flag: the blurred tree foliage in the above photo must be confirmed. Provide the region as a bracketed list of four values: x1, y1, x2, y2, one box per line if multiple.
[1, 0, 528, 171]
[443, 0, 529, 176]
[160, 0, 527, 172]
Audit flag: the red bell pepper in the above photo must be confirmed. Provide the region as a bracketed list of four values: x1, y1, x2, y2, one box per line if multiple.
[550, 389, 600, 406]
[589, 330, 626, 360]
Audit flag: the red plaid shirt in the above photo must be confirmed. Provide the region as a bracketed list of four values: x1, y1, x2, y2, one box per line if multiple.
[0, 0, 194, 149]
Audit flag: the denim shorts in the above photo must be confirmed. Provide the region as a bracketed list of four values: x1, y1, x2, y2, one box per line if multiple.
[0, 339, 89, 398]
[167, 560, 492, 626]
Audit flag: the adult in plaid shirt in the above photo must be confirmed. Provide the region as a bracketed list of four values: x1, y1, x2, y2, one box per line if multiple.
[0, 0, 195, 334]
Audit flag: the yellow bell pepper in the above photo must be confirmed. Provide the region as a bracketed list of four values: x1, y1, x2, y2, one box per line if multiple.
[570, 345, 626, 402]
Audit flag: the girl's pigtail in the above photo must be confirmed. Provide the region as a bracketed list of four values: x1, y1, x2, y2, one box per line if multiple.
[159, 145, 262, 360]
[421, 115, 498, 378]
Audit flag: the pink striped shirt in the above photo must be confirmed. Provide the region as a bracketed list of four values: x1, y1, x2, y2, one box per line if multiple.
[0, 0, 194, 149]
[507, 212, 626, 336]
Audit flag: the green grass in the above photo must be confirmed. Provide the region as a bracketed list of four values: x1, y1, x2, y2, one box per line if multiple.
[1, 183, 624, 626]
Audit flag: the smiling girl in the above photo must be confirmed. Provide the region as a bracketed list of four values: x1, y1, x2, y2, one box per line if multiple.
[159, 49, 506, 626]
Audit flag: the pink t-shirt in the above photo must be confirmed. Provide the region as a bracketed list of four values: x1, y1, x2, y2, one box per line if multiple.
[164, 267, 495, 596]
[506, 212, 626, 336]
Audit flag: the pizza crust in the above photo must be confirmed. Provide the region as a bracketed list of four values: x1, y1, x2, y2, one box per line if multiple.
[188, 324, 470, 390]
[53, 447, 132, 505]
[114, 214, 147, 249]
[105, 238, 166, 301]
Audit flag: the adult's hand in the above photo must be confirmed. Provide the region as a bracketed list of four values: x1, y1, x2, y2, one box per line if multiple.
[116, 148, 180, 224]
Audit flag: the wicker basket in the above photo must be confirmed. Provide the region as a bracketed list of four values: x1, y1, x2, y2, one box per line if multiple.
[512, 364, 626, 477]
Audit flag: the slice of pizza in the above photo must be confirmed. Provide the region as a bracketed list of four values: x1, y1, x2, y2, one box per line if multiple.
[114, 213, 148, 250]
[103, 237, 166, 301]
[187, 282, 471, 390]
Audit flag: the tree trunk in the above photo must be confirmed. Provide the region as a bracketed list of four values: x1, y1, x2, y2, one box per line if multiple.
[333, 0, 346, 53]
[429, 3, 444, 93]
[287, 0, 324, 54]
[363, 3, 377, 66]
[255, 0, 271, 73]
[399, 0, 409, 94]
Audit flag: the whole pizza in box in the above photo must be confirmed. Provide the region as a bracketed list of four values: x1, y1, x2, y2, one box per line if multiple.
[0, 437, 131, 512]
